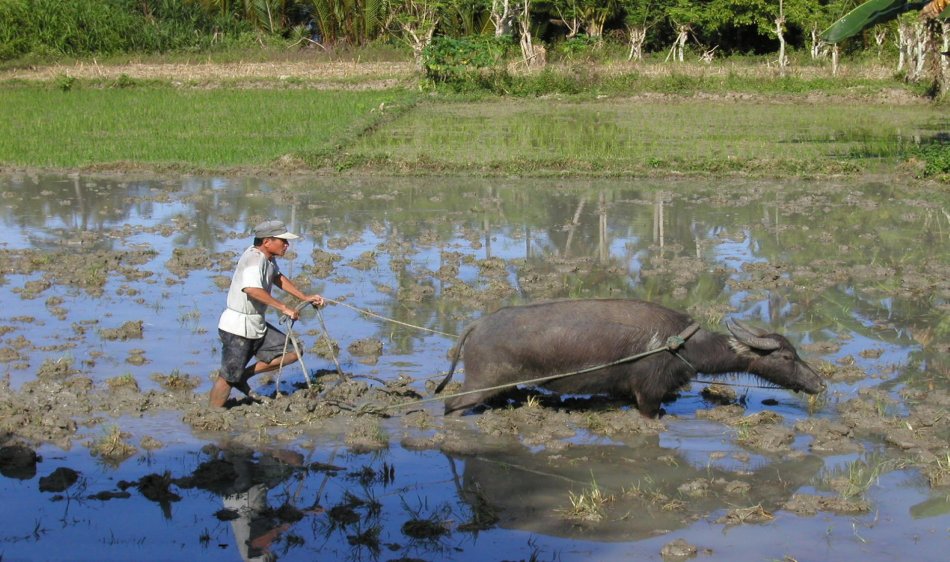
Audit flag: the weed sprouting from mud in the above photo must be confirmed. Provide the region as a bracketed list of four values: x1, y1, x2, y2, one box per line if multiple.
[89, 426, 137, 465]
[37, 354, 76, 379]
[925, 453, 950, 488]
[819, 452, 905, 499]
[106, 373, 140, 392]
[559, 473, 614, 522]
[177, 304, 205, 334]
[622, 476, 687, 512]
[150, 369, 200, 390]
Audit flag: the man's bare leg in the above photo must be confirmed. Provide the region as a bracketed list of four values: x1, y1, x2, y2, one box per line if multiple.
[210, 352, 301, 407]
[209, 375, 234, 408]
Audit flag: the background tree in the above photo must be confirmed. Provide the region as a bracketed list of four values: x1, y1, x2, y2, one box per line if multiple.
[665, 0, 704, 62]
[620, 0, 660, 61]
[550, 0, 620, 39]
[390, 0, 445, 68]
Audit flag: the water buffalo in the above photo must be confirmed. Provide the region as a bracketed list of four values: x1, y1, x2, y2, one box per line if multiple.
[435, 299, 825, 417]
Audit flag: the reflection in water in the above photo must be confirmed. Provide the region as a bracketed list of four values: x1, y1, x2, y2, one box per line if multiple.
[451, 437, 823, 542]
[177, 445, 311, 562]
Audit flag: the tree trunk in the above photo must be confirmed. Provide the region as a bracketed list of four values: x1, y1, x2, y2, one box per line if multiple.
[491, 0, 515, 37]
[775, 17, 787, 71]
[401, 21, 438, 72]
[874, 28, 887, 58]
[897, 22, 911, 72]
[677, 26, 687, 61]
[832, 43, 839, 77]
[518, 0, 545, 68]
[666, 25, 688, 63]
[941, 21, 949, 94]
[627, 26, 646, 61]
[555, 6, 581, 39]
[583, 12, 608, 39]
[913, 21, 927, 82]
[810, 25, 820, 59]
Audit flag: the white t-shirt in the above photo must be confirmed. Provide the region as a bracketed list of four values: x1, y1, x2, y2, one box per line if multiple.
[218, 246, 280, 339]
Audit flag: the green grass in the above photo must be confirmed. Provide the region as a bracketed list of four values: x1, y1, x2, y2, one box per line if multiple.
[0, 84, 416, 168]
[0, 78, 945, 177]
[349, 98, 947, 175]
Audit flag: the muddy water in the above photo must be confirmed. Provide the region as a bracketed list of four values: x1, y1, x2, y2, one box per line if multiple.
[0, 173, 946, 561]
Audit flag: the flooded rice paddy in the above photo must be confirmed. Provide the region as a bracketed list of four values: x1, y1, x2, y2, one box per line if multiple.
[0, 173, 947, 561]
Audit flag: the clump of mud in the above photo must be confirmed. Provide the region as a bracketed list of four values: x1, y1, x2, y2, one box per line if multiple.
[36, 356, 79, 379]
[347, 338, 383, 362]
[661, 538, 701, 559]
[88, 427, 137, 465]
[38, 467, 80, 493]
[150, 371, 201, 390]
[0, 248, 156, 297]
[311, 335, 341, 359]
[783, 493, 870, 515]
[100, 320, 144, 341]
[348, 250, 377, 271]
[307, 248, 342, 278]
[0, 443, 40, 479]
[697, 408, 796, 453]
[716, 504, 774, 525]
[106, 374, 141, 392]
[794, 418, 862, 454]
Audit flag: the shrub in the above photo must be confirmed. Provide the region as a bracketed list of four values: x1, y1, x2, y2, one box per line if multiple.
[422, 35, 512, 84]
[914, 139, 950, 179]
[0, 0, 254, 61]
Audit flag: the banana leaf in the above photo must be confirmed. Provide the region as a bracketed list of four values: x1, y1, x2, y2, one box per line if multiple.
[821, 0, 929, 43]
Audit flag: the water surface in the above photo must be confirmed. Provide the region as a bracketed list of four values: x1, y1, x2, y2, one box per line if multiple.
[0, 173, 946, 561]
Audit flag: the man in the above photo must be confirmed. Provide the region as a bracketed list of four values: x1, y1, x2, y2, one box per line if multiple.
[211, 219, 324, 408]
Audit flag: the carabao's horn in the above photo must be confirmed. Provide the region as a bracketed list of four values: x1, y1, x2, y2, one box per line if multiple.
[726, 319, 781, 351]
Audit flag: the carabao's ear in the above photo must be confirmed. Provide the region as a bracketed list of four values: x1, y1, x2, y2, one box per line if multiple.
[726, 319, 781, 351]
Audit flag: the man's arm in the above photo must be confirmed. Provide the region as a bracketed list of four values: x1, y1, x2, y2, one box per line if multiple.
[243, 287, 298, 319]
[274, 274, 324, 308]
[244, 276, 324, 321]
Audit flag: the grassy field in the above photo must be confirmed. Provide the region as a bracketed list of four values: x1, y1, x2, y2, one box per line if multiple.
[0, 63, 946, 177]
[0, 86, 415, 168]
[347, 98, 945, 175]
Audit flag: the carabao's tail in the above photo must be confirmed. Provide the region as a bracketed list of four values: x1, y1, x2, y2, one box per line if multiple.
[433, 321, 478, 394]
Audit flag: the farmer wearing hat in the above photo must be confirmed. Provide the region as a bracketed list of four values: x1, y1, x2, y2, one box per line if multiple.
[210, 219, 325, 408]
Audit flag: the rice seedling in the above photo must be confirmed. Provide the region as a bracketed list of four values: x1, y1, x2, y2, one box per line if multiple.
[558, 474, 614, 522]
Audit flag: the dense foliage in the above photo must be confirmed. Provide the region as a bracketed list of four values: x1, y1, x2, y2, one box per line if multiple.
[0, 0, 915, 61]
[0, 0, 261, 60]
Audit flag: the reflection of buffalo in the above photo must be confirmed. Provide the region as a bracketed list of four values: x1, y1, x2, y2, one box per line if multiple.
[449, 434, 823, 541]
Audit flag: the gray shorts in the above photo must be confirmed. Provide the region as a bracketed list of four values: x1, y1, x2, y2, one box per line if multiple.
[219, 324, 293, 383]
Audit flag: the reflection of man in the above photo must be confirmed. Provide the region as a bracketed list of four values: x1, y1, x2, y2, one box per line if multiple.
[224, 482, 279, 562]
[219, 448, 310, 562]
[211, 219, 325, 408]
